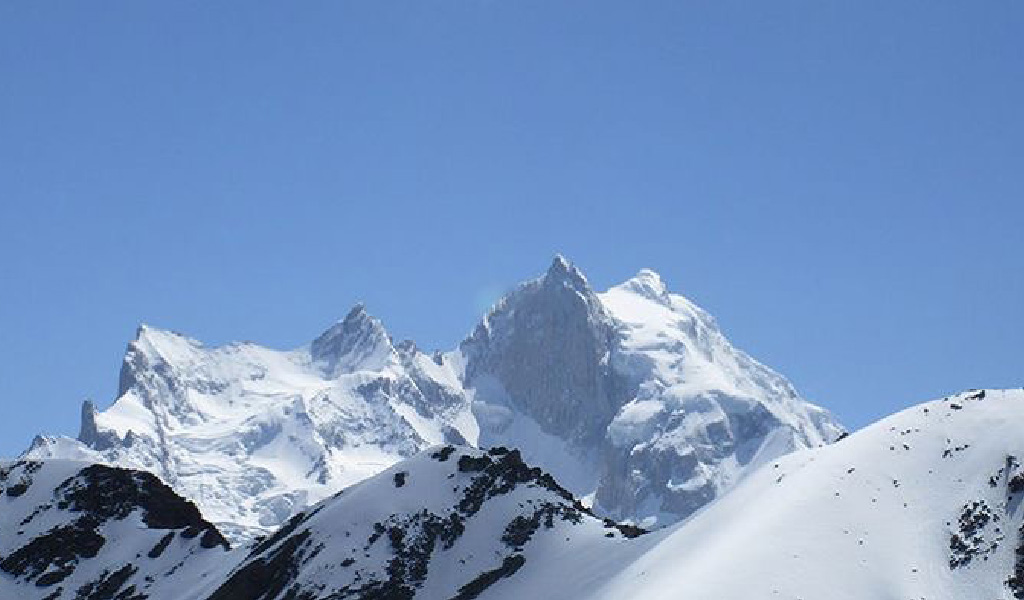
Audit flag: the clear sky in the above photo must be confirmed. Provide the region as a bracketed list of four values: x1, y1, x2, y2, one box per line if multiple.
[1, 2, 1021, 458]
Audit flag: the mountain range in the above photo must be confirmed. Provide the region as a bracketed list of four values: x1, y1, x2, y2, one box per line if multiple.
[6, 390, 1024, 599]
[4, 257, 1017, 599]
[23, 256, 840, 543]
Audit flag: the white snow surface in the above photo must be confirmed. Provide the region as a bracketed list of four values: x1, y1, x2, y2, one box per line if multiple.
[596, 268, 840, 524]
[0, 459, 233, 600]
[8, 389, 1024, 599]
[24, 307, 472, 543]
[588, 388, 1024, 600]
[190, 445, 655, 600]
[22, 258, 841, 542]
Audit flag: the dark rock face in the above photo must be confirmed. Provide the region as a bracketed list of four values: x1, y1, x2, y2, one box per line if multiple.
[1005, 456, 1024, 598]
[431, 446, 456, 462]
[1, 459, 42, 497]
[205, 446, 642, 600]
[449, 554, 526, 600]
[939, 453, 1024, 598]
[0, 517, 107, 585]
[147, 533, 175, 559]
[207, 530, 320, 600]
[55, 465, 225, 542]
[452, 447, 584, 521]
[4, 447, 646, 600]
[77, 401, 120, 451]
[0, 460, 231, 600]
[71, 564, 143, 600]
[461, 257, 629, 449]
[949, 500, 1000, 569]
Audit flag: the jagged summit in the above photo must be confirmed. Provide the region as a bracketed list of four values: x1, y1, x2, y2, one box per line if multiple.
[25, 257, 842, 541]
[617, 268, 671, 304]
[311, 302, 395, 376]
[542, 253, 590, 291]
[77, 399, 98, 442]
[461, 256, 621, 460]
[76, 399, 119, 451]
[549, 252, 571, 270]
[132, 322, 197, 348]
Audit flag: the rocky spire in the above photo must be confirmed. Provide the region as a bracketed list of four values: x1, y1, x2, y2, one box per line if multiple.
[542, 254, 591, 292]
[77, 399, 120, 450]
[461, 255, 625, 447]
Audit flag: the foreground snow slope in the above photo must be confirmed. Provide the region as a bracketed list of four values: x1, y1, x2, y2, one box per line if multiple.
[198, 445, 650, 600]
[7, 390, 1024, 599]
[24, 256, 840, 541]
[592, 389, 1024, 600]
[0, 459, 231, 600]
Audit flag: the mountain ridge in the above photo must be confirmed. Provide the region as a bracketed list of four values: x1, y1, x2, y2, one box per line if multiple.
[6, 389, 1023, 599]
[23, 257, 841, 542]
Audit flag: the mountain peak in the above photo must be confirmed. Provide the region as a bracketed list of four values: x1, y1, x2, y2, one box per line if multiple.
[78, 399, 103, 448]
[311, 303, 395, 376]
[132, 323, 160, 346]
[543, 254, 590, 291]
[344, 302, 370, 322]
[133, 322, 181, 341]
[549, 253, 571, 273]
[618, 268, 671, 304]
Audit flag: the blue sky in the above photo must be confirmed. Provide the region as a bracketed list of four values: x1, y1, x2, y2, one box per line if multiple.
[1, 1, 1021, 457]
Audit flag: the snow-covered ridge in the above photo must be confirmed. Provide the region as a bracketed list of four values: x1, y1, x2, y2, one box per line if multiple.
[597, 269, 841, 521]
[0, 459, 231, 600]
[26, 315, 472, 543]
[10, 390, 1024, 599]
[23, 256, 842, 541]
[198, 445, 646, 600]
[592, 389, 1024, 600]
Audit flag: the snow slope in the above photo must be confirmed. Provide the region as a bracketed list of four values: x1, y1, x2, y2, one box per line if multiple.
[592, 388, 1024, 600]
[8, 390, 1024, 599]
[0, 459, 231, 600]
[23, 256, 841, 541]
[25, 307, 472, 543]
[196, 445, 649, 600]
[594, 267, 840, 524]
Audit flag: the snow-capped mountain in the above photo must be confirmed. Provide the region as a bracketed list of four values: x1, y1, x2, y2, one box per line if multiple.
[25, 307, 473, 543]
[0, 459, 231, 600]
[0, 445, 646, 600]
[23, 256, 841, 541]
[462, 258, 841, 524]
